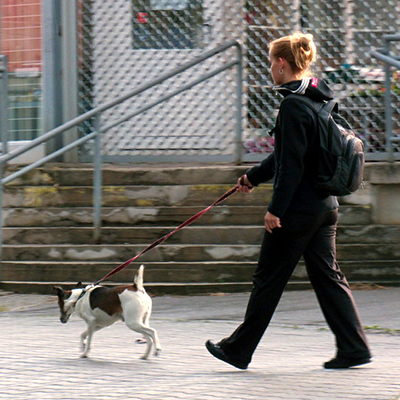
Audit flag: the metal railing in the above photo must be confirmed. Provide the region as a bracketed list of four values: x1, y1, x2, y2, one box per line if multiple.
[371, 34, 400, 162]
[0, 40, 243, 271]
[0, 56, 9, 155]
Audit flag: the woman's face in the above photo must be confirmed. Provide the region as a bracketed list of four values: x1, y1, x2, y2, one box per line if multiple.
[269, 50, 283, 85]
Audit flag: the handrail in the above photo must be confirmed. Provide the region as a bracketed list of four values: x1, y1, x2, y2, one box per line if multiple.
[0, 40, 243, 273]
[370, 34, 400, 162]
[370, 50, 400, 69]
[0, 40, 242, 167]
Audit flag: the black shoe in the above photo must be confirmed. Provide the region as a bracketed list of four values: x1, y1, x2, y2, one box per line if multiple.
[324, 357, 372, 369]
[205, 340, 248, 370]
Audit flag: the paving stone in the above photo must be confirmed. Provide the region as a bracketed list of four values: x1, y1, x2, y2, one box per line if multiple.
[0, 289, 399, 399]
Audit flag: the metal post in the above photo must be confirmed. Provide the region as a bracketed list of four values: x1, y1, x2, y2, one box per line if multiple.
[344, 0, 355, 65]
[382, 39, 394, 161]
[42, 0, 63, 158]
[0, 162, 2, 280]
[93, 115, 102, 243]
[0, 55, 9, 155]
[235, 43, 243, 164]
[0, 57, 7, 280]
[61, 0, 79, 162]
[292, 0, 301, 31]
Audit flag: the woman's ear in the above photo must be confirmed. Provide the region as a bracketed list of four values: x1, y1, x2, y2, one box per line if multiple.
[278, 57, 285, 70]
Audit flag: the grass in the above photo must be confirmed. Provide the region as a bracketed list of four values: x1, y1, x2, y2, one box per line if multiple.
[364, 325, 400, 335]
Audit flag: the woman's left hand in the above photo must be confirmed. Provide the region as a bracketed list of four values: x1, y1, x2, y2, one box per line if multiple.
[264, 211, 282, 233]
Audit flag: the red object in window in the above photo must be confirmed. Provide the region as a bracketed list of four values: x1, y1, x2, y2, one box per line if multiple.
[137, 12, 148, 23]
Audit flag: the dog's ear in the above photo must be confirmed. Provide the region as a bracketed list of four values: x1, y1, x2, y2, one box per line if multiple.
[53, 286, 65, 298]
[75, 282, 83, 288]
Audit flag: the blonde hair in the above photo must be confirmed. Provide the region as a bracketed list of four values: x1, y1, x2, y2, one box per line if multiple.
[270, 32, 316, 75]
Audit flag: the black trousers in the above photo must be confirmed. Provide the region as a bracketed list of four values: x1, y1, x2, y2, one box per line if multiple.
[220, 210, 371, 365]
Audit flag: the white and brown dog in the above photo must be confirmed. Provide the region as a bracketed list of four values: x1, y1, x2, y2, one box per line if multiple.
[54, 265, 161, 359]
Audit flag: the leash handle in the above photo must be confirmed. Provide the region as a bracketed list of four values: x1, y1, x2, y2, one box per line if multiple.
[94, 185, 239, 285]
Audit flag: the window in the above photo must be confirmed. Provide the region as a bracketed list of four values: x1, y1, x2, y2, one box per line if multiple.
[132, 0, 204, 49]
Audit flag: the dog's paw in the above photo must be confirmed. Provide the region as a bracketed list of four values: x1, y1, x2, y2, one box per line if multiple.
[136, 338, 147, 344]
[80, 353, 89, 359]
[155, 348, 162, 357]
[140, 354, 149, 360]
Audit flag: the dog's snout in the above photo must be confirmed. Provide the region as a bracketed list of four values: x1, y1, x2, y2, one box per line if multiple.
[60, 313, 69, 324]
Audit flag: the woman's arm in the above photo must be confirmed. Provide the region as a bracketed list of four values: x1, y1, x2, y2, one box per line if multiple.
[267, 99, 314, 218]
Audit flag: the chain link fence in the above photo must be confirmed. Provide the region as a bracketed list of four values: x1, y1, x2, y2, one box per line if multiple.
[76, 0, 400, 162]
[1, 1, 399, 161]
[243, 0, 400, 160]
[77, 0, 243, 162]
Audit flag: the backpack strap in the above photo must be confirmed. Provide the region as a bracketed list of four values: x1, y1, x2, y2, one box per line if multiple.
[284, 93, 339, 115]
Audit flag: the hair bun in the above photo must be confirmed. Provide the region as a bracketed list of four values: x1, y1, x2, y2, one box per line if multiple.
[270, 32, 317, 74]
[291, 33, 313, 50]
[289, 32, 316, 70]
[299, 36, 311, 50]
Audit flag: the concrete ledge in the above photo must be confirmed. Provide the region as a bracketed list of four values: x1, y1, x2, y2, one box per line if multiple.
[1, 279, 398, 295]
[366, 162, 400, 224]
[366, 162, 400, 184]
[1, 141, 46, 164]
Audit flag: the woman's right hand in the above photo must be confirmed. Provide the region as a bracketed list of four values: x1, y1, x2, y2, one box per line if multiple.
[237, 174, 253, 193]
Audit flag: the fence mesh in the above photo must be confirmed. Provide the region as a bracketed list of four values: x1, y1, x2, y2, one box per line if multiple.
[1, 1, 399, 160]
[243, 0, 400, 158]
[76, 0, 400, 161]
[77, 0, 243, 162]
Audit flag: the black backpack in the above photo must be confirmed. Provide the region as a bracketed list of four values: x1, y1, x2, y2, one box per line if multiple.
[285, 94, 365, 196]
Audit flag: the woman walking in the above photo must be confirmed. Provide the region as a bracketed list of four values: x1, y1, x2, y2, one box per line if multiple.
[205, 32, 372, 370]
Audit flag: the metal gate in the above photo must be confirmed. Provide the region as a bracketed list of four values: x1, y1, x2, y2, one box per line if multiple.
[77, 0, 244, 162]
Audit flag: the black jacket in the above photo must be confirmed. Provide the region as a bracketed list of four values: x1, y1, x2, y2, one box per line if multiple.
[246, 78, 339, 218]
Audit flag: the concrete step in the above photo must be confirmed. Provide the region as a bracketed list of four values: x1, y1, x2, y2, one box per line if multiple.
[2, 243, 400, 262]
[3, 224, 399, 245]
[3, 184, 273, 208]
[0, 280, 259, 295]
[2, 260, 399, 284]
[2, 204, 372, 227]
[1, 163, 392, 295]
[4, 164, 250, 186]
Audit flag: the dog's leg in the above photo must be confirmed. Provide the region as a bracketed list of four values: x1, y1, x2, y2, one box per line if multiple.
[81, 323, 100, 358]
[135, 311, 151, 344]
[80, 329, 89, 352]
[81, 327, 93, 358]
[125, 322, 162, 359]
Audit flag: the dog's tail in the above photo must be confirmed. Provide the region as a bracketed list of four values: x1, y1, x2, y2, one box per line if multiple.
[134, 265, 145, 291]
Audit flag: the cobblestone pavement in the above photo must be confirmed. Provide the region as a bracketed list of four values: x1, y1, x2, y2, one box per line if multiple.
[0, 288, 399, 400]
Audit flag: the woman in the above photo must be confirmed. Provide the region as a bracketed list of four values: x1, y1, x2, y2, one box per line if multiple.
[205, 32, 372, 370]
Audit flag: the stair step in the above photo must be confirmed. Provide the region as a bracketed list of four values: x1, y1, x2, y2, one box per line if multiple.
[2, 243, 400, 262]
[3, 224, 399, 245]
[2, 163, 393, 295]
[0, 280, 260, 295]
[1, 260, 399, 284]
[5, 164, 250, 187]
[3, 204, 372, 227]
[3, 184, 274, 208]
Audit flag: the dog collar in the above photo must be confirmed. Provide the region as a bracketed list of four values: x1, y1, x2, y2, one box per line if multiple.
[71, 288, 87, 308]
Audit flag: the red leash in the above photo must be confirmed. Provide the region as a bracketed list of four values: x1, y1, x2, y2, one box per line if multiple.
[94, 185, 239, 285]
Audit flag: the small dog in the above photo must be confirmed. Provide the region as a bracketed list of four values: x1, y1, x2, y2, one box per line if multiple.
[54, 265, 161, 359]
